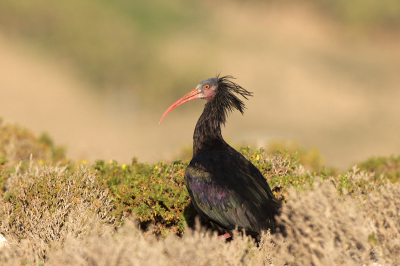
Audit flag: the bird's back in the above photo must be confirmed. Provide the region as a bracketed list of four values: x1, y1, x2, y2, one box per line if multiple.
[185, 143, 281, 236]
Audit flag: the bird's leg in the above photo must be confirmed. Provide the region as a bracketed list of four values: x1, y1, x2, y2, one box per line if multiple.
[217, 233, 231, 240]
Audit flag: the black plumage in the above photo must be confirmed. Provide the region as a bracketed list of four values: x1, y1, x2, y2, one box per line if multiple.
[160, 75, 281, 238]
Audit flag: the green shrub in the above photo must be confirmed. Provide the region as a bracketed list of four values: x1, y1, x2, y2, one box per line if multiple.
[239, 146, 330, 202]
[358, 155, 400, 183]
[93, 147, 315, 236]
[0, 118, 67, 167]
[240, 146, 391, 202]
[93, 146, 392, 239]
[94, 158, 192, 236]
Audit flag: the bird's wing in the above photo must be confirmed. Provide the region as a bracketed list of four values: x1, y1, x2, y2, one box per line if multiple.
[185, 149, 280, 234]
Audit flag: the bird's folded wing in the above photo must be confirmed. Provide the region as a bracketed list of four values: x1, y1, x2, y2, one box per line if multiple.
[185, 164, 279, 232]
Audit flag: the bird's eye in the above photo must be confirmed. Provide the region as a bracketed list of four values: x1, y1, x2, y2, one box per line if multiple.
[204, 84, 210, 89]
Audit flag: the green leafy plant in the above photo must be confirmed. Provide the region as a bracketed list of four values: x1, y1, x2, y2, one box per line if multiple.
[94, 158, 192, 236]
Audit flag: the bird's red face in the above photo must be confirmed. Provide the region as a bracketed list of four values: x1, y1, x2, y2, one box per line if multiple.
[201, 83, 217, 101]
[159, 78, 218, 124]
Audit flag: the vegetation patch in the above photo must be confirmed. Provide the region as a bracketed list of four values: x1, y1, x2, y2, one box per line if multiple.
[94, 158, 191, 236]
[0, 122, 399, 264]
[0, 164, 116, 260]
[0, 118, 66, 167]
[93, 147, 321, 235]
[358, 155, 400, 183]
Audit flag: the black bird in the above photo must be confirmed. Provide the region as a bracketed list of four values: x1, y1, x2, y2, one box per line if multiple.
[159, 75, 281, 238]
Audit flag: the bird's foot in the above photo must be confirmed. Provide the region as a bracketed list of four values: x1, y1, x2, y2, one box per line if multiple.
[217, 233, 231, 240]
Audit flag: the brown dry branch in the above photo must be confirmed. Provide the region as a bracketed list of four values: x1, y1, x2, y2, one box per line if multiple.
[0, 163, 117, 262]
[262, 179, 371, 265]
[259, 178, 400, 265]
[363, 181, 400, 262]
[44, 218, 263, 266]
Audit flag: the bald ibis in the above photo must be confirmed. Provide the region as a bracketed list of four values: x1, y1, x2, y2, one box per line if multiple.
[159, 75, 281, 238]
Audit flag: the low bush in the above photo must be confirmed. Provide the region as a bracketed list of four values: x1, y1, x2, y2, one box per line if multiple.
[0, 123, 399, 265]
[93, 148, 316, 236]
[0, 118, 66, 167]
[0, 163, 116, 261]
[94, 158, 191, 236]
[260, 179, 400, 265]
[1, 178, 399, 265]
[359, 155, 400, 183]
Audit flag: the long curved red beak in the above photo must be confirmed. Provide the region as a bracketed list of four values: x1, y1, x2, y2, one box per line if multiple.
[159, 88, 202, 124]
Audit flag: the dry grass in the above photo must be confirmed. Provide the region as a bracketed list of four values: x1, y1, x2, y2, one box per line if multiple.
[45, 220, 263, 266]
[1, 164, 399, 265]
[0, 163, 117, 262]
[260, 178, 400, 265]
[263, 180, 371, 265]
[363, 181, 400, 261]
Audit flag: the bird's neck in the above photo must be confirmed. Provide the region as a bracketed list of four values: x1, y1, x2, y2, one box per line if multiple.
[193, 102, 226, 157]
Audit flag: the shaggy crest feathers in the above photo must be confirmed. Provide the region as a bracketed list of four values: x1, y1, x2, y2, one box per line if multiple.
[210, 75, 253, 125]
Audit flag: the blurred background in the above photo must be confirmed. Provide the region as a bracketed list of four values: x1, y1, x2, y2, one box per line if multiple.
[0, 0, 399, 169]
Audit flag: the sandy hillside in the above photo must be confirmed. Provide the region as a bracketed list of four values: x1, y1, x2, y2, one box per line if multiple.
[1, 2, 400, 169]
